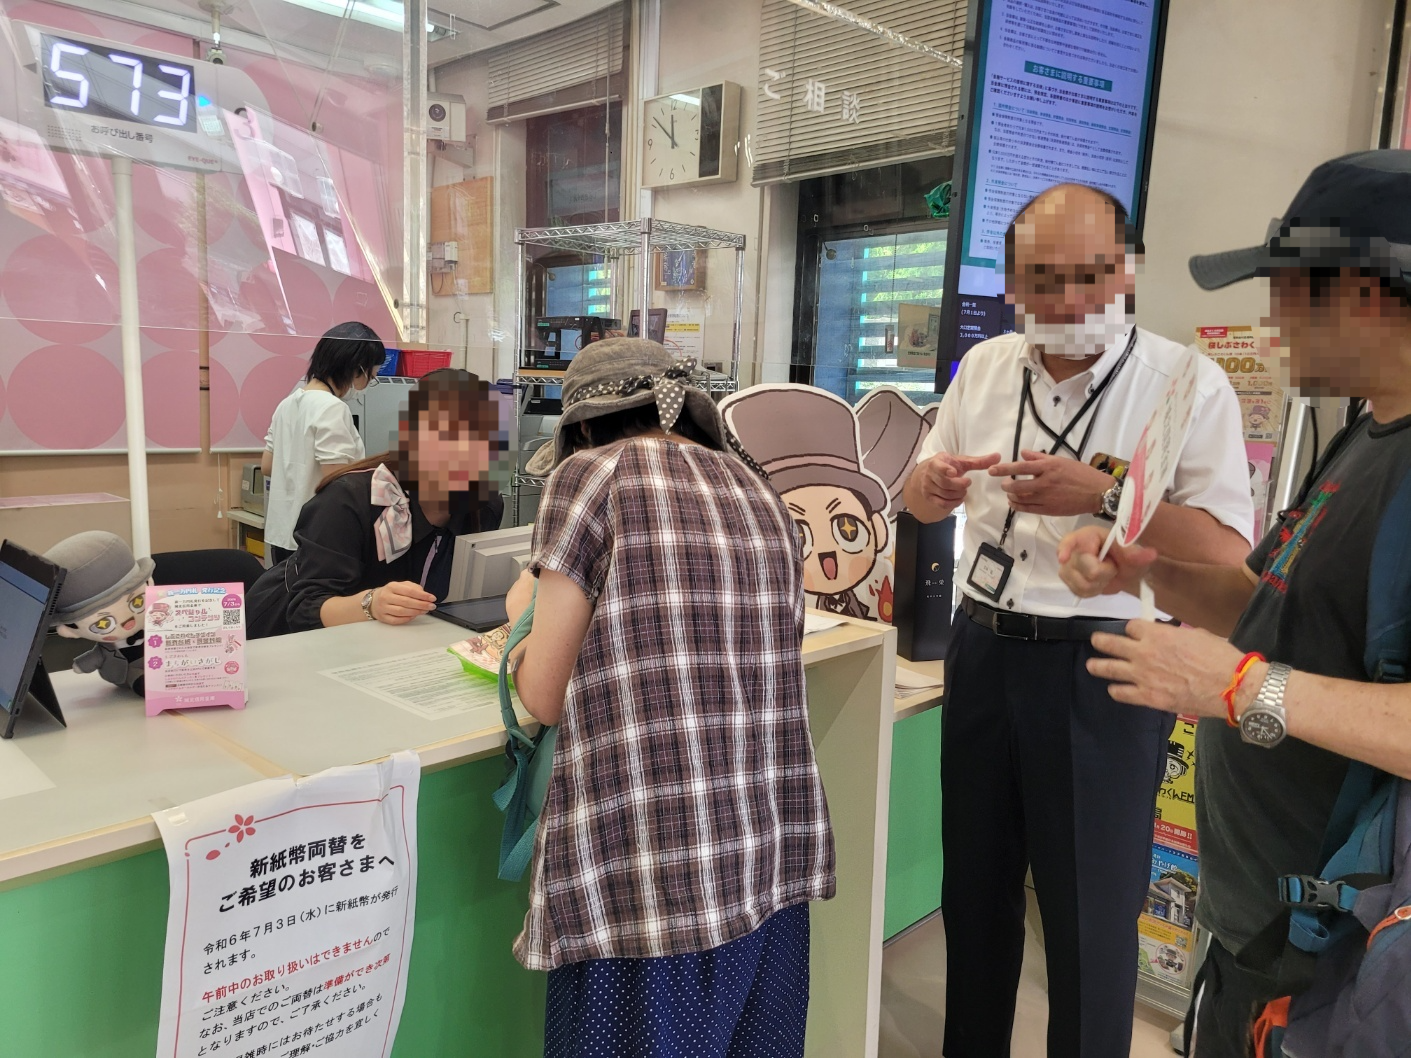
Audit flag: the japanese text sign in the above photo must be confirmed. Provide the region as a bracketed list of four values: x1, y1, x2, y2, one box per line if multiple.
[153, 751, 420, 1058]
[145, 583, 247, 717]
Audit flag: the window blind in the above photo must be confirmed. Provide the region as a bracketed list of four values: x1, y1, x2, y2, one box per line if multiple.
[753, 0, 965, 185]
[485, 3, 627, 122]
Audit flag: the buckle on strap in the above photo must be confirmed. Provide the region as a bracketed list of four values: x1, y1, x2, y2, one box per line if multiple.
[991, 611, 1040, 640]
[1280, 875, 1359, 912]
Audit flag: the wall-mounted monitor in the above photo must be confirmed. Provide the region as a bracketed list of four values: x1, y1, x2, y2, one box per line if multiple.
[934, 0, 1171, 390]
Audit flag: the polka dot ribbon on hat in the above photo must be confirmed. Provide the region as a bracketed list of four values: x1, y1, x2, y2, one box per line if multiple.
[565, 357, 698, 432]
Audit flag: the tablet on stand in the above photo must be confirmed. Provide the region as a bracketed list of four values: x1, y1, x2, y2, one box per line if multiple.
[0, 540, 67, 739]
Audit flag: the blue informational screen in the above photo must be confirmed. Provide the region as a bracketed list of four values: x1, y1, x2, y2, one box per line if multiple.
[936, 0, 1170, 385]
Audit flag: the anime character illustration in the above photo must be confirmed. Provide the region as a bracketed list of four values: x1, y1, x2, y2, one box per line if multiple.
[44, 531, 155, 696]
[1247, 403, 1271, 434]
[225, 634, 243, 654]
[148, 602, 172, 628]
[721, 384, 937, 622]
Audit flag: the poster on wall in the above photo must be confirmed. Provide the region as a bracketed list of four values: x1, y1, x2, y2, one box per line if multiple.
[1141, 714, 1200, 989]
[1154, 715, 1198, 854]
[1196, 326, 1284, 442]
[152, 752, 420, 1058]
[1138, 842, 1200, 988]
[664, 311, 705, 363]
[896, 303, 941, 369]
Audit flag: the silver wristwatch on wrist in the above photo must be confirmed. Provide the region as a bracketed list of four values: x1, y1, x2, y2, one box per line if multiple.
[1240, 662, 1292, 748]
[360, 589, 377, 622]
[1097, 478, 1123, 522]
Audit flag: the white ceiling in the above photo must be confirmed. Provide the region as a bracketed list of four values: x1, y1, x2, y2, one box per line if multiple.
[34, 0, 620, 69]
[429, 0, 619, 66]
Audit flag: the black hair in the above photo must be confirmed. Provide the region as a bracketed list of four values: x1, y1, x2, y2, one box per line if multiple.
[305, 321, 386, 391]
[1002, 183, 1142, 277]
[571, 402, 720, 454]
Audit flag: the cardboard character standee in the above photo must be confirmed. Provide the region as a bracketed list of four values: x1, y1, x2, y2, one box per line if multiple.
[722, 385, 937, 623]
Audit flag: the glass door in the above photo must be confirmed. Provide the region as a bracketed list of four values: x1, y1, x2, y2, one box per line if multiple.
[809, 226, 948, 405]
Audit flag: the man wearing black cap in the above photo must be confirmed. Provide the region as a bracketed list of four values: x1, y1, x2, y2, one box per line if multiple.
[1059, 149, 1411, 1054]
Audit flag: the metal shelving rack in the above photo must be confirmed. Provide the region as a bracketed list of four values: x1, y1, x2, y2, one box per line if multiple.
[511, 219, 748, 524]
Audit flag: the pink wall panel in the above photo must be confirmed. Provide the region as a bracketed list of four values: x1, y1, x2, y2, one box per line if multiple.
[0, 0, 402, 454]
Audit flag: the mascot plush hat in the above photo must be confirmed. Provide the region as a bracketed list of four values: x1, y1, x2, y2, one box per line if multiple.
[46, 532, 154, 626]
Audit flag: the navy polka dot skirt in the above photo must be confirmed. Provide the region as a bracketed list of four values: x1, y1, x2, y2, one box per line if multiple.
[544, 902, 811, 1058]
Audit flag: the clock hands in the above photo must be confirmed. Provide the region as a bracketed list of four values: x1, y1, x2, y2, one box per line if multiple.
[651, 117, 678, 149]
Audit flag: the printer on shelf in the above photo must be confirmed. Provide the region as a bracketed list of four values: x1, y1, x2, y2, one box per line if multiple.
[240, 463, 268, 516]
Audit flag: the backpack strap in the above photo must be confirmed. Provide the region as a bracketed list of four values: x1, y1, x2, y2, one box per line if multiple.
[1259, 450, 1411, 989]
[1364, 465, 1411, 683]
[492, 586, 543, 881]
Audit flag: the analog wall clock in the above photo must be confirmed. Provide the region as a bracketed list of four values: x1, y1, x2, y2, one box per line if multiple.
[641, 82, 742, 189]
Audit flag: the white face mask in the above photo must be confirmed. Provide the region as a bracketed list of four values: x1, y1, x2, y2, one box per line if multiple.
[1017, 293, 1133, 360]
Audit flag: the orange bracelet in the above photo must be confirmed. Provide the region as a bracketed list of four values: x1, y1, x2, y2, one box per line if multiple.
[1223, 652, 1266, 726]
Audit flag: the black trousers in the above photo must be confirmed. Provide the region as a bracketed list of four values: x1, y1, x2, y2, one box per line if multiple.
[1188, 937, 1280, 1058]
[941, 611, 1173, 1058]
[268, 545, 293, 567]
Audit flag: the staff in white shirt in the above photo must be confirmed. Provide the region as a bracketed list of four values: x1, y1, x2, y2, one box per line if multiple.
[260, 321, 387, 565]
[901, 184, 1253, 1058]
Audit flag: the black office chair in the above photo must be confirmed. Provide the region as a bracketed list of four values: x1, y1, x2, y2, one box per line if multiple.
[152, 549, 267, 592]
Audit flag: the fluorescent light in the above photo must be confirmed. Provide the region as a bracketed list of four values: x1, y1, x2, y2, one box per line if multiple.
[670, 94, 701, 105]
[280, 0, 456, 40]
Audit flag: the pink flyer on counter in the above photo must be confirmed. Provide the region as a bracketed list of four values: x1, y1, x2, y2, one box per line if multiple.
[144, 583, 247, 717]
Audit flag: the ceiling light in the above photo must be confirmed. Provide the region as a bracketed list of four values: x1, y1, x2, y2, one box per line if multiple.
[281, 0, 457, 41]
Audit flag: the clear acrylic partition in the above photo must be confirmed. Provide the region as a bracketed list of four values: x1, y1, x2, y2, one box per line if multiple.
[0, 0, 406, 453]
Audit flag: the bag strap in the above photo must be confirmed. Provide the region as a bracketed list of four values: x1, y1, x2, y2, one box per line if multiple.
[492, 586, 539, 880]
[498, 586, 538, 752]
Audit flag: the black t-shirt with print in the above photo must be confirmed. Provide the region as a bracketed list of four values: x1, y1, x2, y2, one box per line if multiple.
[1196, 413, 1411, 959]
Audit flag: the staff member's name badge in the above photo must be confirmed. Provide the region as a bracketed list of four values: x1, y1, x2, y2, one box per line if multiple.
[966, 542, 1013, 602]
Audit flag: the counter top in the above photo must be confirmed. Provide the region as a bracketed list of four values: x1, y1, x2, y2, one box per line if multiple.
[1, 612, 927, 889]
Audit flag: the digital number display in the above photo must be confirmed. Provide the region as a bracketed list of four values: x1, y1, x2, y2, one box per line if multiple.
[40, 34, 196, 133]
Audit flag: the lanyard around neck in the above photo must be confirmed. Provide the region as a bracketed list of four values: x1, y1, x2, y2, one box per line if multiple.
[996, 328, 1138, 548]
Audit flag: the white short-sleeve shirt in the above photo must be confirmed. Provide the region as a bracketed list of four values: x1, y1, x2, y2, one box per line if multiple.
[262, 387, 365, 549]
[918, 327, 1255, 619]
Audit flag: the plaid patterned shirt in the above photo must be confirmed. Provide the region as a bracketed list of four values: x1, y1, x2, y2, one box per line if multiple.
[515, 437, 835, 970]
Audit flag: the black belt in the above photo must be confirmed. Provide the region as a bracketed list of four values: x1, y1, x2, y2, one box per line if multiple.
[961, 595, 1131, 642]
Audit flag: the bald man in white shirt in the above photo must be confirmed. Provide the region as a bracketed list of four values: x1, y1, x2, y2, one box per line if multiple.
[902, 184, 1253, 1058]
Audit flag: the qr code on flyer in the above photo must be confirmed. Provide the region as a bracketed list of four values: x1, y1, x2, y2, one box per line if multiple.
[224, 608, 242, 626]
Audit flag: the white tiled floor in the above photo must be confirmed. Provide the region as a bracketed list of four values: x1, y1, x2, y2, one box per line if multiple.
[880, 910, 1182, 1058]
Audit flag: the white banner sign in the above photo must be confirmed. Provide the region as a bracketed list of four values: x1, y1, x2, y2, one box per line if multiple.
[153, 752, 421, 1058]
[1102, 349, 1201, 560]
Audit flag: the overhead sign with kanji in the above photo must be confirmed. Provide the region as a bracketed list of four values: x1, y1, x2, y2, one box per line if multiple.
[153, 752, 421, 1058]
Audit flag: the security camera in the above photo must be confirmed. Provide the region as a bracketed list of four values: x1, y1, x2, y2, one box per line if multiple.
[208, 46, 225, 65]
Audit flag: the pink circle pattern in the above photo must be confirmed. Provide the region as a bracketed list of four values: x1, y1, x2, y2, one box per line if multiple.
[9, 345, 124, 449]
[239, 356, 308, 443]
[142, 349, 200, 449]
[3, 235, 119, 344]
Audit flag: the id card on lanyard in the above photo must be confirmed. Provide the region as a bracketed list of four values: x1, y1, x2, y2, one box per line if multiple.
[965, 331, 1137, 603]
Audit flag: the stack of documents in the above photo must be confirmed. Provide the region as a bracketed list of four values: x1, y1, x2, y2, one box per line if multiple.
[894, 665, 944, 700]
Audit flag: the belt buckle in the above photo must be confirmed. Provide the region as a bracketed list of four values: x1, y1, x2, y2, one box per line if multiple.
[992, 610, 1039, 640]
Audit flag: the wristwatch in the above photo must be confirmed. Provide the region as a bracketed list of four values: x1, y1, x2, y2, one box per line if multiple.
[360, 589, 377, 622]
[1097, 478, 1123, 522]
[1239, 662, 1291, 748]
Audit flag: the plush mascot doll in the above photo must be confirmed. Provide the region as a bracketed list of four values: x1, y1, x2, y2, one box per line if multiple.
[44, 532, 155, 696]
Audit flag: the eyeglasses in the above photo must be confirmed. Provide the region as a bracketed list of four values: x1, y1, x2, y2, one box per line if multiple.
[363, 371, 381, 387]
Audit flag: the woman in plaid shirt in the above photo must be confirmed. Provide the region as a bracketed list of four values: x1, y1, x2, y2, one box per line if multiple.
[505, 338, 836, 1058]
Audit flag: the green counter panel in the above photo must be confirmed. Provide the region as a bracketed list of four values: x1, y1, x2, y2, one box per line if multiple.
[883, 707, 944, 939]
[2, 710, 942, 1052]
[0, 758, 545, 1058]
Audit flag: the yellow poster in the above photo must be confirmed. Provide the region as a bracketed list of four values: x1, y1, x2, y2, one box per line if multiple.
[1196, 326, 1284, 442]
[1154, 715, 1198, 849]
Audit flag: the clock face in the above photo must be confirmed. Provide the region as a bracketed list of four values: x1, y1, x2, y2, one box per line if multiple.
[643, 94, 701, 186]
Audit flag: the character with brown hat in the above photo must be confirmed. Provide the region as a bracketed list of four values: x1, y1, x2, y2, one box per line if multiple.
[722, 384, 933, 621]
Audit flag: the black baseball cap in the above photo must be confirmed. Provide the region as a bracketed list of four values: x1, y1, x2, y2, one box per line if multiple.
[1189, 149, 1411, 291]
